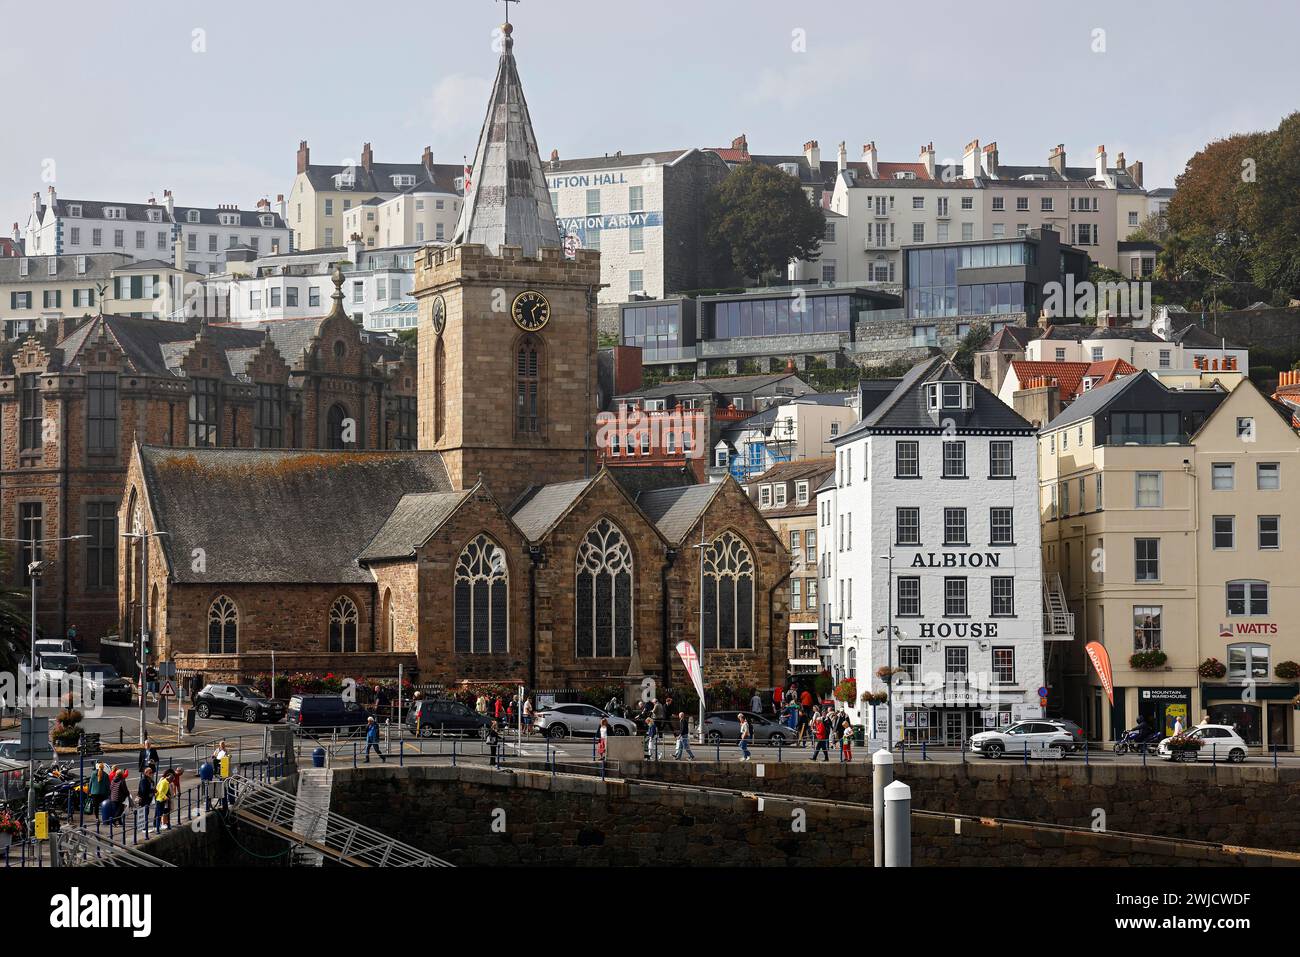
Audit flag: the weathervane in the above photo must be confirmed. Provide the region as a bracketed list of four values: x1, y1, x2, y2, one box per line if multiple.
[497, 0, 520, 27]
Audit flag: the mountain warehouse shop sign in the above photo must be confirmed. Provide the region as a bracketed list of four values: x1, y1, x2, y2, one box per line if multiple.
[909, 551, 1001, 568]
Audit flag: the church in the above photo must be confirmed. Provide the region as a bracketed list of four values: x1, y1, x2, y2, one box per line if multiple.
[117, 21, 790, 694]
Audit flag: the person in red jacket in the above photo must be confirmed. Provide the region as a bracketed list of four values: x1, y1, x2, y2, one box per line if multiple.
[810, 708, 831, 761]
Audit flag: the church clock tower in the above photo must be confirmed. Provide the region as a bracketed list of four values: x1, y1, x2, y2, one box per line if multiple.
[412, 20, 602, 506]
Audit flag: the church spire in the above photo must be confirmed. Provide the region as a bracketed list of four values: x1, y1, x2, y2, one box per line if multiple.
[452, 18, 561, 258]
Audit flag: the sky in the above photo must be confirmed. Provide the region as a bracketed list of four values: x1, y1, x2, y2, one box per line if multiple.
[1, 0, 1297, 230]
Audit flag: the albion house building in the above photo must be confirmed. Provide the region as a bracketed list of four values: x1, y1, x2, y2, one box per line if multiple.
[821, 356, 1067, 745]
[112, 21, 787, 693]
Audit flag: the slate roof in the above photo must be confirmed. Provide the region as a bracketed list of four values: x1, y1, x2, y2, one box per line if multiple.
[985, 325, 1038, 351]
[359, 490, 472, 562]
[453, 28, 561, 257]
[622, 373, 808, 400]
[302, 162, 464, 196]
[607, 466, 697, 498]
[50, 199, 171, 223]
[1169, 324, 1243, 350]
[839, 356, 1034, 439]
[547, 150, 690, 173]
[1042, 371, 1148, 429]
[632, 484, 721, 544]
[172, 206, 287, 229]
[139, 448, 452, 584]
[57, 315, 265, 377]
[509, 477, 594, 541]
[1039, 322, 1164, 343]
[0, 253, 132, 283]
[223, 317, 330, 365]
[749, 457, 835, 486]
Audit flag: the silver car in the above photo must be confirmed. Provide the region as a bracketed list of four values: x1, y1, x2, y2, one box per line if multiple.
[534, 703, 637, 739]
[702, 711, 796, 745]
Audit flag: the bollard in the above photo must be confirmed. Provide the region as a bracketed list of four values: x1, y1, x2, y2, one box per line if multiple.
[883, 779, 912, 868]
[715, 741, 721, 763]
[352, 741, 357, 769]
[1274, 745, 1279, 770]
[1084, 738, 1089, 766]
[921, 740, 927, 762]
[872, 748, 894, 868]
[452, 737, 457, 768]
[1023, 741, 1029, 767]
[778, 739, 783, 763]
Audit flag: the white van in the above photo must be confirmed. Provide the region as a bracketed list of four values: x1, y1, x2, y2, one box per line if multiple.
[33, 638, 75, 658]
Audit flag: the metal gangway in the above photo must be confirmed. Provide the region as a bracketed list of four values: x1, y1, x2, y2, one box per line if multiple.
[56, 826, 176, 868]
[226, 773, 452, 867]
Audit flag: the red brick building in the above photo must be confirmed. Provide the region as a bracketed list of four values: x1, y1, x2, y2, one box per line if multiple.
[0, 277, 415, 651]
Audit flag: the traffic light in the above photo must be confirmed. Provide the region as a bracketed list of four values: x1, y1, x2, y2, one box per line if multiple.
[141, 629, 151, 660]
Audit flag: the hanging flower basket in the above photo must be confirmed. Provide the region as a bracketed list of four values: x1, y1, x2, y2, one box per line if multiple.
[860, 691, 888, 706]
[833, 678, 857, 703]
[1130, 650, 1168, 671]
[1274, 661, 1300, 681]
[1198, 657, 1227, 679]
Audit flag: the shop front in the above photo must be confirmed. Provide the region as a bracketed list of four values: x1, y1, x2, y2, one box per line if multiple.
[1136, 687, 1191, 737]
[1200, 683, 1298, 750]
[897, 691, 1038, 746]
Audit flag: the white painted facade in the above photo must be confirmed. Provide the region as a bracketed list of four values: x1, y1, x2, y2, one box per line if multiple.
[823, 390, 1048, 744]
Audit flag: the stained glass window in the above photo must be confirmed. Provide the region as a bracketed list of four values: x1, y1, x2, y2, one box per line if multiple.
[575, 519, 633, 657]
[702, 531, 755, 650]
[454, 535, 509, 653]
[208, 596, 238, 654]
[329, 596, 359, 652]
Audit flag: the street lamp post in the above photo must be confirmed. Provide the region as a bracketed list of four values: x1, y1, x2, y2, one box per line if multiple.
[122, 530, 168, 744]
[2, 533, 90, 830]
[879, 546, 897, 750]
[692, 523, 707, 744]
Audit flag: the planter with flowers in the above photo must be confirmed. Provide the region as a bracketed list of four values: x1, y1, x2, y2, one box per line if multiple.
[1130, 650, 1168, 671]
[1198, 658, 1227, 679]
[1274, 661, 1300, 681]
[1164, 733, 1204, 763]
[833, 678, 857, 704]
[860, 691, 888, 706]
[0, 809, 22, 849]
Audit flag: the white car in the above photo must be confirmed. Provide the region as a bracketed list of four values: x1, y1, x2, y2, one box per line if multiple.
[1156, 724, 1249, 763]
[968, 721, 1074, 758]
[534, 703, 637, 739]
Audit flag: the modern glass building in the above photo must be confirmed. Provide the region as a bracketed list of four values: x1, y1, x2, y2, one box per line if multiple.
[903, 229, 1090, 321]
[620, 297, 697, 363]
[699, 287, 899, 342]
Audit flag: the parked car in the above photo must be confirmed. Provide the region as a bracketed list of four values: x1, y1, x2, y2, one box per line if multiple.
[0, 740, 20, 760]
[26, 653, 81, 702]
[968, 721, 1074, 758]
[1156, 724, 1249, 763]
[285, 694, 368, 732]
[702, 711, 794, 745]
[80, 664, 133, 707]
[195, 684, 286, 723]
[534, 703, 636, 739]
[405, 699, 491, 737]
[1046, 718, 1086, 751]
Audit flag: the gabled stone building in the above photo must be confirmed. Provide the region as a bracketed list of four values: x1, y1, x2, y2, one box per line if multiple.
[115, 19, 788, 693]
[0, 278, 416, 650]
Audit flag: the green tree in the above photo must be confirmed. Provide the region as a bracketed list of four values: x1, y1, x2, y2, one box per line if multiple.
[395, 327, 417, 349]
[705, 163, 825, 284]
[1244, 111, 1300, 300]
[951, 325, 991, 377]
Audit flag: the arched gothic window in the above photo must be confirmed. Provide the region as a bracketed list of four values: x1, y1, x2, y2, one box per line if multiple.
[207, 596, 238, 654]
[454, 535, 508, 653]
[329, 596, 359, 652]
[575, 519, 633, 657]
[382, 588, 394, 652]
[515, 336, 542, 434]
[701, 531, 755, 650]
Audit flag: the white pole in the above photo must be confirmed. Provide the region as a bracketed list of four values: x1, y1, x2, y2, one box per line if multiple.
[884, 779, 912, 868]
[271, 649, 276, 700]
[872, 748, 894, 867]
[138, 534, 147, 745]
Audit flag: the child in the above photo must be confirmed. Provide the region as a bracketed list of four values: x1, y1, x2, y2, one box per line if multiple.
[840, 723, 854, 762]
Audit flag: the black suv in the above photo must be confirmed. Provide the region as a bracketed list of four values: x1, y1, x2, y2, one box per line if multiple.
[194, 684, 286, 723]
[82, 664, 133, 707]
[286, 694, 371, 732]
[404, 699, 491, 738]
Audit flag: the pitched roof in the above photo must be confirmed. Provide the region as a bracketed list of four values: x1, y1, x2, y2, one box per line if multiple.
[606, 466, 697, 498]
[359, 490, 472, 562]
[1039, 322, 1163, 343]
[57, 315, 266, 377]
[138, 448, 451, 584]
[749, 457, 835, 485]
[1043, 370, 1150, 429]
[622, 372, 807, 400]
[453, 26, 560, 257]
[0, 253, 132, 283]
[547, 150, 690, 172]
[1169, 323, 1243, 350]
[1009, 358, 1137, 402]
[985, 325, 1038, 351]
[509, 477, 594, 541]
[302, 162, 463, 196]
[840, 356, 1034, 438]
[633, 484, 722, 544]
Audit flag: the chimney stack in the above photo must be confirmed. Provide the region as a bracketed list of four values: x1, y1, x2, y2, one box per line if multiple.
[297, 140, 311, 174]
[961, 139, 979, 180]
[276, 194, 287, 220]
[861, 141, 878, 178]
[731, 134, 749, 157]
[837, 141, 848, 173]
[256, 198, 271, 211]
[1116, 151, 1125, 171]
[803, 139, 821, 169]
[422, 145, 433, 171]
[47, 185, 57, 210]
[346, 232, 364, 266]
[12, 222, 19, 244]
[1128, 159, 1143, 188]
[361, 143, 374, 173]
[163, 189, 174, 217]
[981, 142, 999, 178]
[1095, 144, 1108, 181]
[1049, 144, 1066, 175]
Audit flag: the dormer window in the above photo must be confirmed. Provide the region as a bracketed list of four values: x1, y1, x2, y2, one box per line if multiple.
[68, 204, 82, 217]
[454, 176, 466, 193]
[148, 209, 162, 223]
[926, 381, 974, 411]
[187, 210, 200, 223]
[260, 215, 273, 227]
[76, 256, 87, 275]
[19, 258, 28, 276]
[104, 207, 125, 220]
[391, 174, 416, 188]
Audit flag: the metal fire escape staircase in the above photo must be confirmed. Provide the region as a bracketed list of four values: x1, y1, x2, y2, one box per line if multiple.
[226, 773, 452, 867]
[1041, 572, 1076, 713]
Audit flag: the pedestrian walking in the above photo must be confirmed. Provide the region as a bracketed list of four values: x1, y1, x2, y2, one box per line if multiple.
[107, 767, 130, 826]
[364, 716, 385, 763]
[644, 714, 658, 761]
[524, 697, 535, 734]
[597, 718, 609, 761]
[840, 722, 854, 762]
[1172, 714, 1185, 737]
[738, 713, 753, 761]
[673, 712, 696, 761]
[810, 712, 830, 761]
[137, 738, 159, 774]
[487, 720, 501, 767]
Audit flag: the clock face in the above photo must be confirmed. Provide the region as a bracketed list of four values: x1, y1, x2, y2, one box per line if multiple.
[511, 290, 551, 332]
[431, 295, 446, 335]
